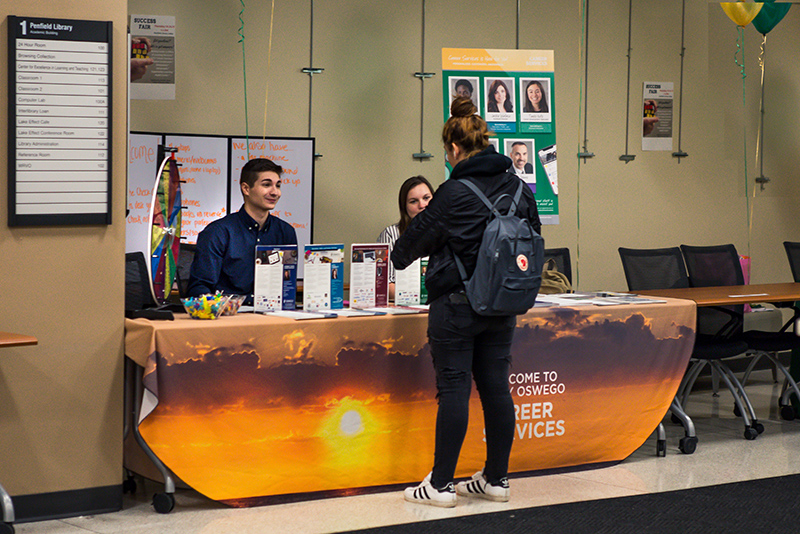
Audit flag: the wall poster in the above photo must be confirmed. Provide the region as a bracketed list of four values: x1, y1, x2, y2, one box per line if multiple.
[442, 48, 558, 225]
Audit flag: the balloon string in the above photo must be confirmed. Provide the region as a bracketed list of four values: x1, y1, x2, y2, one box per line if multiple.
[755, 34, 765, 181]
[239, 0, 250, 160]
[262, 0, 275, 140]
[737, 26, 751, 259]
[576, 0, 588, 290]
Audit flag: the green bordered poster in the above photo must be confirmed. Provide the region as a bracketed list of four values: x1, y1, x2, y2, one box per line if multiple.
[442, 48, 558, 224]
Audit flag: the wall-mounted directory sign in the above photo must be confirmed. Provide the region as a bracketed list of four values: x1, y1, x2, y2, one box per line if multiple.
[8, 16, 113, 226]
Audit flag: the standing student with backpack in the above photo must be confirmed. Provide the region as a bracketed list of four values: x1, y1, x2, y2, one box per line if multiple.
[391, 97, 542, 507]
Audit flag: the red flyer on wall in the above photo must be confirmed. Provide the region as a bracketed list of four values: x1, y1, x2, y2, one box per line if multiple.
[349, 243, 390, 308]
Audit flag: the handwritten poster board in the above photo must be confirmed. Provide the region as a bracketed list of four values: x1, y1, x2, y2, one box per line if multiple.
[230, 137, 315, 277]
[164, 135, 228, 244]
[126, 133, 314, 278]
[9, 16, 113, 226]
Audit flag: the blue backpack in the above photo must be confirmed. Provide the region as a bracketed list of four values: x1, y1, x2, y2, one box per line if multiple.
[452, 179, 544, 316]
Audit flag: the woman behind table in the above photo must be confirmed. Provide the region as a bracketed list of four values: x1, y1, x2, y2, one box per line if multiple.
[391, 97, 541, 507]
[487, 79, 513, 113]
[376, 175, 433, 300]
[523, 80, 549, 113]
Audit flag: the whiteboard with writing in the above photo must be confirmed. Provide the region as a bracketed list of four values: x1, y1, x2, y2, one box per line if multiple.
[127, 133, 162, 256]
[230, 137, 315, 276]
[164, 135, 228, 245]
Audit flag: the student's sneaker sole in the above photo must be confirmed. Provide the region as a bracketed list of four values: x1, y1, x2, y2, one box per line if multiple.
[455, 471, 510, 502]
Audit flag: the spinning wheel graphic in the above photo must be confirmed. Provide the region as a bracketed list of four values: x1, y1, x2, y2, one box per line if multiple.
[148, 149, 182, 303]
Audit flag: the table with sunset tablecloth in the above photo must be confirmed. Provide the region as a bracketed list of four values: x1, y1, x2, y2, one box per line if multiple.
[125, 298, 695, 506]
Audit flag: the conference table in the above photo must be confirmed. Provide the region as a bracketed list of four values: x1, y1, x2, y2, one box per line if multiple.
[125, 298, 695, 507]
[0, 332, 37, 529]
[636, 282, 800, 307]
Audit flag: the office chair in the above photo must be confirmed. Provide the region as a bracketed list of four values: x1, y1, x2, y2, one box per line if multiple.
[682, 244, 800, 426]
[619, 246, 752, 444]
[125, 252, 176, 320]
[175, 243, 196, 298]
[543, 247, 572, 284]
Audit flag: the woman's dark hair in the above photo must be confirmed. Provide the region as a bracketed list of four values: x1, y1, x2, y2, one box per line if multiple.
[442, 97, 491, 161]
[523, 80, 549, 113]
[487, 80, 513, 113]
[397, 175, 434, 234]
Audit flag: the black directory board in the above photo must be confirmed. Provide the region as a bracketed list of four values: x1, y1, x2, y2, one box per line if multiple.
[8, 16, 113, 226]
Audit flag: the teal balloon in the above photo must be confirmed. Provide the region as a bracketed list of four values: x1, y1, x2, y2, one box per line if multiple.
[752, 2, 791, 35]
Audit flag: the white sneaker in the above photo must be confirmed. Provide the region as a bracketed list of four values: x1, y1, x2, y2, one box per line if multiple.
[403, 473, 457, 508]
[455, 470, 510, 502]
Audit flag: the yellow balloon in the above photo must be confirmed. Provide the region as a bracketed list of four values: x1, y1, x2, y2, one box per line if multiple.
[721, 2, 764, 27]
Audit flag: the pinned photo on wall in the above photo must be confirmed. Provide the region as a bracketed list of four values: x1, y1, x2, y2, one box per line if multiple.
[485, 77, 516, 132]
[520, 78, 552, 124]
[448, 76, 480, 113]
[505, 139, 536, 194]
[488, 138, 500, 153]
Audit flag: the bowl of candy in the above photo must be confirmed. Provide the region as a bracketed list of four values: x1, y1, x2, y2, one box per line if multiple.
[220, 294, 246, 316]
[181, 294, 231, 320]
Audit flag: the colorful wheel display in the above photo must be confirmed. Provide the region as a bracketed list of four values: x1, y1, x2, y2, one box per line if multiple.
[148, 152, 182, 303]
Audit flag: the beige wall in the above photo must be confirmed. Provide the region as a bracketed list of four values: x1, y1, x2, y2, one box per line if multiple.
[0, 1, 128, 495]
[130, 0, 800, 290]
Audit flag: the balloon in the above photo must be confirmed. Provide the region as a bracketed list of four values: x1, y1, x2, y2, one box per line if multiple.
[752, 2, 791, 35]
[721, 2, 764, 27]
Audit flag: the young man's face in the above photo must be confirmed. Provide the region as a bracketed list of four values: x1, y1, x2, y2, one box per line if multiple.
[510, 144, 528, 170]
[242, 171, 282, 213]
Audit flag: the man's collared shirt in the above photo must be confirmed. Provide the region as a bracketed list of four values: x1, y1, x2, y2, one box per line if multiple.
[187, 206, 297, 303]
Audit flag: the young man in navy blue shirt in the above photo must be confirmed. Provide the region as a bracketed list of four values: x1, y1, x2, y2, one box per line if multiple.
[187, 158, 297, 304]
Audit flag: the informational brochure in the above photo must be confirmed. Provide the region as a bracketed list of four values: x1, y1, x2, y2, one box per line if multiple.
[642, 81, 674, 151]
[303, 244, 345, 311]
[349, 243, 390, 309]
[254, 245, 298, 312]
[395, 258, 428, 306]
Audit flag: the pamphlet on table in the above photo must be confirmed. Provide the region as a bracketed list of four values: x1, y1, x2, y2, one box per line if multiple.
[254, 245, 298, 312]
[349, 243, 390, 309]
[303, 244, 345, 311]
[395, 258, 428, 306]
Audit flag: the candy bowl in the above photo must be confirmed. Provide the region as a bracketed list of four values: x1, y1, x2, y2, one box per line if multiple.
[181, 294, 231, 320]
[220, 294, 246, 316]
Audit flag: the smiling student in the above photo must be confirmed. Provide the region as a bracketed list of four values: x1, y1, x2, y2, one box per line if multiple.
[187, 158, 297, 304]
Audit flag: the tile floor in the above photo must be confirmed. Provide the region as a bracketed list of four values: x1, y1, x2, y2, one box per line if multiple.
[15, 369, 800, 534]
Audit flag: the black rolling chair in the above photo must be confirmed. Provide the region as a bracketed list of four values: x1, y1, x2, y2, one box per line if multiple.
[125, 252, 176, 319]
[175, 243, 196, 298]
[618, 247, 710, 452]
[543, 247, 572, 284]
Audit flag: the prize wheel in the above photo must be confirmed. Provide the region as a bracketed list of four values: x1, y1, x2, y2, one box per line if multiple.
[148, 151, 182, 303]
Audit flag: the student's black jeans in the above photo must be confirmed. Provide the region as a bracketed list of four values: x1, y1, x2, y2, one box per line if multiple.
[427, 291, 516, 489]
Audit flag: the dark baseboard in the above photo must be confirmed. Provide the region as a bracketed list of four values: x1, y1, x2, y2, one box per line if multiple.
[12, 485, 122, 524]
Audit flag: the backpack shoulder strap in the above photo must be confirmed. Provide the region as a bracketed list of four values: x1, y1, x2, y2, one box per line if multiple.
[458, 178, 500, 218]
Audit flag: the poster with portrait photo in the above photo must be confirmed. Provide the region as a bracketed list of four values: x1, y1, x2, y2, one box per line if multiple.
[504, 139, 536, 194]
[485, 77, 516, 131]
[448, 76, 480, 114]
[520, 78, 552, 125]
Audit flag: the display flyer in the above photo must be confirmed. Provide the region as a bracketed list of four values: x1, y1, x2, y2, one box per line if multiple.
[642, 82, 673, 151]
[130, 15, 176, 100]
[395, 258, 428, 306]
[443, 48, 558, 224]
[303, 244, 345, 311]
[349, 243, 390, 309]
[254, 245, 298, 312]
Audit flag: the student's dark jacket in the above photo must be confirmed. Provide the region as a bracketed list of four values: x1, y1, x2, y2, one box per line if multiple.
[391, 146, 542, 303]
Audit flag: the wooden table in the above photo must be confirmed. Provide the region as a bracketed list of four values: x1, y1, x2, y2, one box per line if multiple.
[637, 282, 800, 307]
[0, 331, 36, 528]
[0, 331, 37, 348]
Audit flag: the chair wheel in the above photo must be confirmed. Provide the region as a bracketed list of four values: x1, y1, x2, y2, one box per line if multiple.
[0, 522, 14, 534]
[670, 413, 681, 425]
[753, 421, 765, 434]
[744, 427, 758, 440]
[152, 492, 175, 514]
[656, 439, 666, 457]
[679, 436, 698, 454]
[733, 404, 741, 417]
[780, 404, 797, 421]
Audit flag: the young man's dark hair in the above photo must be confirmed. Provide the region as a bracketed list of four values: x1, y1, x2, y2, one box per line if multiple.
[241, 158, 283, 189]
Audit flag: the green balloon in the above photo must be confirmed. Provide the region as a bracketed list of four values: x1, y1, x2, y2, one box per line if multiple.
[752, 1, 791, 35]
